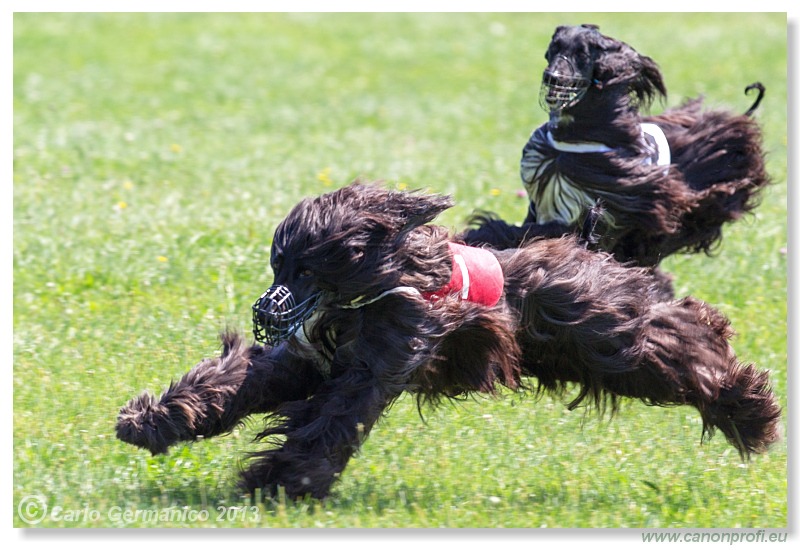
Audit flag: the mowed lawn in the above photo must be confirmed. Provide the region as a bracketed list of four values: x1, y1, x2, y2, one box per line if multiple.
[13, 13, 787, 528]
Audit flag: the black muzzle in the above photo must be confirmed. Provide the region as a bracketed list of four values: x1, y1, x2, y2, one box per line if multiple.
[539, 67, 591, 113]
[252, 285, 322, 346]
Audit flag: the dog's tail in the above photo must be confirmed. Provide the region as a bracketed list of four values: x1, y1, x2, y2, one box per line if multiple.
[744, 82, 765, 117]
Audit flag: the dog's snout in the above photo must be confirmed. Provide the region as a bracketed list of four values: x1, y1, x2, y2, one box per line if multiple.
[539, 58, 591, 114]
[252, 285, 321, 346]
[257, 295, 284, 316]
[252, 306, 269, 329]
[549, 55, 575, 75]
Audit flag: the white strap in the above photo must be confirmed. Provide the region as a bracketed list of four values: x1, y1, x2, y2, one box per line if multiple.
[640, 123, 671, 167]
[341, 286, 422, 309]
[453, 253, 469, 300]
[546, 125, 670, 170]
[546, 130, 613, 154]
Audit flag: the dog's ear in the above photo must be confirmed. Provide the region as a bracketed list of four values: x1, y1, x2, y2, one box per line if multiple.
[591, 35, 666, 108]
[634, 54, 667, 108]
[394, 190, 455, 235]
[353, 184, 454, 236]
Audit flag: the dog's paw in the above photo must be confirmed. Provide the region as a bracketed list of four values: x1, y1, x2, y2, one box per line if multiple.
[115, 392, 176, 455]
[238, 454, 338, 501]
[579, 200, 606, 246]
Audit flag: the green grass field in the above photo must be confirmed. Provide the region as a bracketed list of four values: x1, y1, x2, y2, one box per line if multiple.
[13, 13, 787, 529]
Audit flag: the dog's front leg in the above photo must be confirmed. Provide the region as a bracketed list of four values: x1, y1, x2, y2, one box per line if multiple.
[461, 212, 574, 249]
[240, 366, 396, 500]
[116, 334, 324, 455]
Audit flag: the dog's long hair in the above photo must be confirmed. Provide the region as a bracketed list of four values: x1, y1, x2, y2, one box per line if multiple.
[463, 24, 770, 266]
[117, 183, 780, 499]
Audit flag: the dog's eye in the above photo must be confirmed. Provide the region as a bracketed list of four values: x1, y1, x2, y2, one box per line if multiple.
[271, 254, 283, 272]
[298, 268, 313, 279]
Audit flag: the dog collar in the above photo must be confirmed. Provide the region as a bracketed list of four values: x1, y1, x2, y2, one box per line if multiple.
[546, 130, 613, 154]
[422, 243, 504, 307]
[545, 125, 670, 168]
[342, 287, 422, 309]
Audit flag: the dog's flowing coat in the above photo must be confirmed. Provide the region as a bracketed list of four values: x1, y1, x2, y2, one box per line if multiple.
[116, 184, 780, 499]
[463, 24, 769, 266]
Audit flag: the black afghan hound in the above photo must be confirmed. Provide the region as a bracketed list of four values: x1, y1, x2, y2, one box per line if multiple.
[462, 24, 769, 267]
[116, 183, 780, 499]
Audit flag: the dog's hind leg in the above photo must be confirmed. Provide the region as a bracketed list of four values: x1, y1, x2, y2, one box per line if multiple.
[576, 297, 781, 457]
[115, 333, 324, 455]
[513, 250, 780, 456]
[621, 297, 781, 457]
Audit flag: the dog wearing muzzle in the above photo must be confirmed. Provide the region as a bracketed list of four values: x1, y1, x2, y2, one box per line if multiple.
[116, 183, 780, 499]
[463, 24, 770, 267]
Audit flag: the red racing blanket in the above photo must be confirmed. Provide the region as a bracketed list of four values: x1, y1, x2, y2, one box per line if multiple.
[422, 242, 504, 307]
